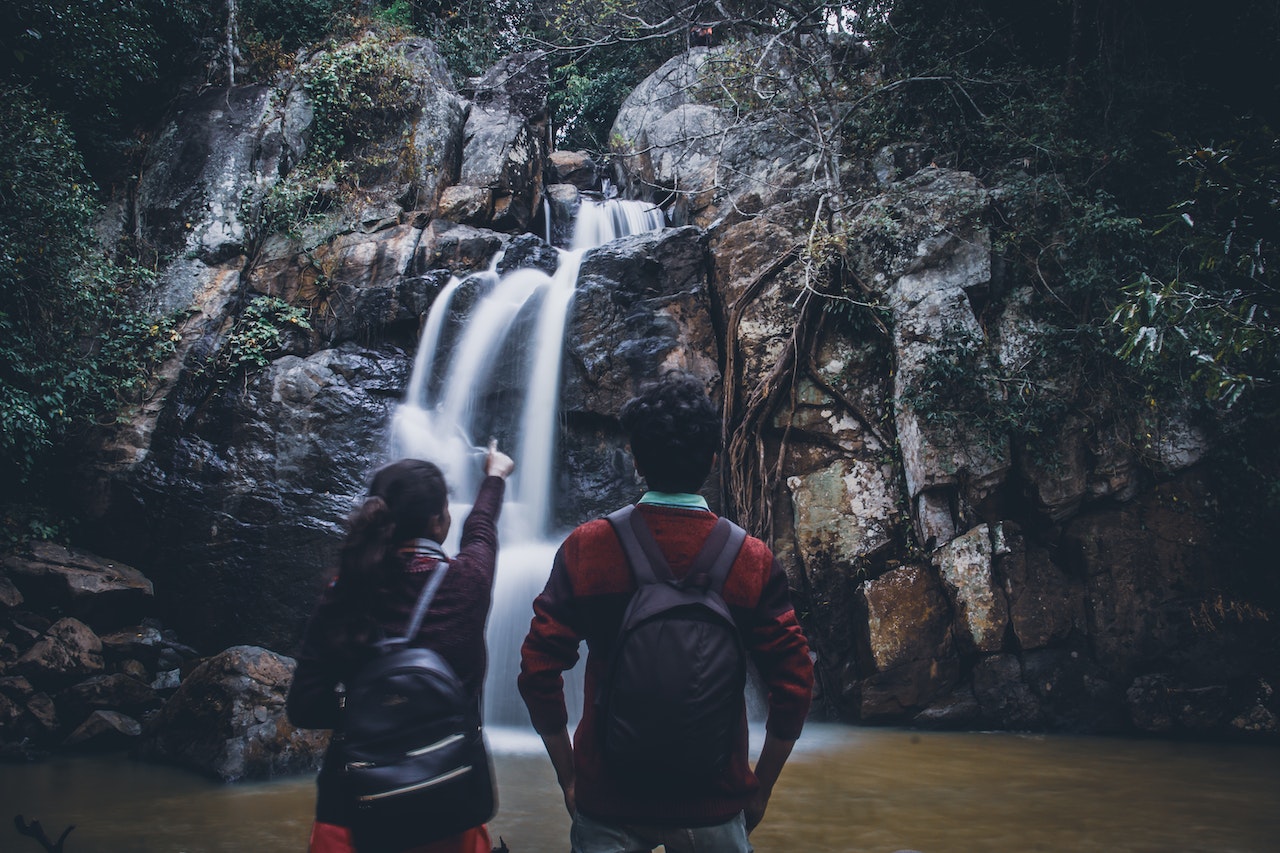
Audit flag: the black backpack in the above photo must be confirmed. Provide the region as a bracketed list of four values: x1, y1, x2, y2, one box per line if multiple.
[598, 504, 749, 790]
[337, 561, 496, 852]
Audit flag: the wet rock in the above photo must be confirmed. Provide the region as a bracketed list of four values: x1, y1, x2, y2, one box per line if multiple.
[857, 565, 954, 673]
[57, 672, 160, 721]
[254, 222, 428, 344]
[546, 184, 582, 247]
[972, 654, 1041, 728]
[1231, 679, 1278, 734]
[565, 226, 718, 413]
[3, 542, 153, 629]
[788, 458, 900, 570]
[914, 684, 982, 729]
[0, 690, 20, 730]
[23, 691, 60, 740]
[854, 565, 959, 719]
[118, 659, 149, 681]
[152, 669, 182, 691]
[0, 574, 22, 608]
[1126, 673, 1231, 733]
[934, 524, 1008, 653]
[458, 51, 549, 232]
[1021, 648, 1125, 732]
[996, 523, 1083, 651]
[64, 710, 143, 750]
[138, 645, 327, 782]
[497, 233, 559, 276]
[98, 624, 197, 672]
[1, 678, 59, 745]
[1064, 474, 1213, 676]
[14, 618, 105, 687]
[437, 185, 493, 225]
[548, 150, 599, 190]
[414, 220, 508, 274]
[0, 675, 34, 709]
[559, 226, 718, 521]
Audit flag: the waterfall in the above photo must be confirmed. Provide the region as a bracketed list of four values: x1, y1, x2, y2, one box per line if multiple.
[389, 196, 665, 730]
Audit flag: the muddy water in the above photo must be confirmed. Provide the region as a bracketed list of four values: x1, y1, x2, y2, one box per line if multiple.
[3, 724, 1277, 852]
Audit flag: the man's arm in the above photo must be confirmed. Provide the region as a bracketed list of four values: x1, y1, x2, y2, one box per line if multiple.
[518, 543, 584, 816]
[745, 731, 797, 830]
[744, 553, 815, 831]
[539, 727, 577, 817]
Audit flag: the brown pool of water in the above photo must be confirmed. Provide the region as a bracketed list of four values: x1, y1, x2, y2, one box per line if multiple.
[3, 724, 1277, 852]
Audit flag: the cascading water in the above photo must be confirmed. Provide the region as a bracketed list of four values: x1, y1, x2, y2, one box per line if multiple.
[389, 196, 665, 731]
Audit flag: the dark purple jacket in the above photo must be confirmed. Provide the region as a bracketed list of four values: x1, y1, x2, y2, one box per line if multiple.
[286, 475, 504, 824]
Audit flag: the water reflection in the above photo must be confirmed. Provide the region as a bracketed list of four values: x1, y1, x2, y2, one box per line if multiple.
[4, 725, 1277, 852]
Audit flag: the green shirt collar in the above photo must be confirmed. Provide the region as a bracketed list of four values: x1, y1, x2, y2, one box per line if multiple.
[638, 491, 710, 510]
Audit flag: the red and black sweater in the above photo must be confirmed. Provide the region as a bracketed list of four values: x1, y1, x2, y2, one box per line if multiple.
[287, 475, 505, 826]
[517, 502, 814, 827]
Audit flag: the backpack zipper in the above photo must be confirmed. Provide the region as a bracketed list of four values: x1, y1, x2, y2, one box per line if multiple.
[355, 765, 472, 802]
[345, 732, 467, 769]
[407, 732, 465, 757]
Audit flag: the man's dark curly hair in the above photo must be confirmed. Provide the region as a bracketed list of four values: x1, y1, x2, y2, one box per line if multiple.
[618, 372, 720, 493]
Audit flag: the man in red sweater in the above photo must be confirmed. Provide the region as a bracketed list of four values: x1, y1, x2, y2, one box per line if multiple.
[518, 372, 814, 852]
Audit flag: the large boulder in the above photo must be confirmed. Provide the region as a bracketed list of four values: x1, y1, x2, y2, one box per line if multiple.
[2, 542, 153, 629]
[611, 46, 823, 226]
[88, 343, 410, 653]
[854, 564, 959, 719]
[457, 51, 549, 232]
[1064, 474, 1214, 677]
[558, 226, 719, 521]
[934, 524, 1008, 654]
[995, 523, 1084, 651]
[138, 645, 327, 782]
[12, 618, 105, 688]
[856, 168, 1007, 549]
[134, 84, 284, 271]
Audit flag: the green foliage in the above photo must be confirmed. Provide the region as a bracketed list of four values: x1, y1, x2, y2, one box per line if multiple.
[552, 48, 656, 151]
[304, 35, 418, 162]
[373, 0, 416, 29]
[0, 0, 218, 176]
[251, 33, 416, 236]
[0, 87, 178, 495]
[216, 296, 312, 380]
[1111, 131, 1279, 408]
[843, 0, 1279, 448]
[240, 0, 344, 51]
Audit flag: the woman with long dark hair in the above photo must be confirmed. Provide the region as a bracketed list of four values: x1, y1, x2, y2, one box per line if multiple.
[288, 447, 515, 853]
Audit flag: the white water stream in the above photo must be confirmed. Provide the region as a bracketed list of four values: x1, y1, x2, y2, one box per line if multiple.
[389, 197, 665, 727]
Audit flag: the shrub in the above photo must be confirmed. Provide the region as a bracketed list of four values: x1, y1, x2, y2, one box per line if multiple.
[0, 87, 177, 498]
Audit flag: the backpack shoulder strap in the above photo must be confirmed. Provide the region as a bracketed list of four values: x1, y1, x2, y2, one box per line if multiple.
[396, 559, 450, 644]
[686, 518, 747, 593]
[606, 505, 671, 585]
[607, 505, 748, 592]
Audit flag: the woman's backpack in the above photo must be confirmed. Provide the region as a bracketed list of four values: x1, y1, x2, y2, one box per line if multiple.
[337, 561, 496, 852]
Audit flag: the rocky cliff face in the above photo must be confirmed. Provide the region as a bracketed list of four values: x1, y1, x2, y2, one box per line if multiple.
[15, 33, 1271, 743]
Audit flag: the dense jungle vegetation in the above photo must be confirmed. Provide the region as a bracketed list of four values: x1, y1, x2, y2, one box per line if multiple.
[1, 0, 1276, 576]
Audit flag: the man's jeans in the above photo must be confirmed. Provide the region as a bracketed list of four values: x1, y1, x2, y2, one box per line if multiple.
[570, 811, 753, 853]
